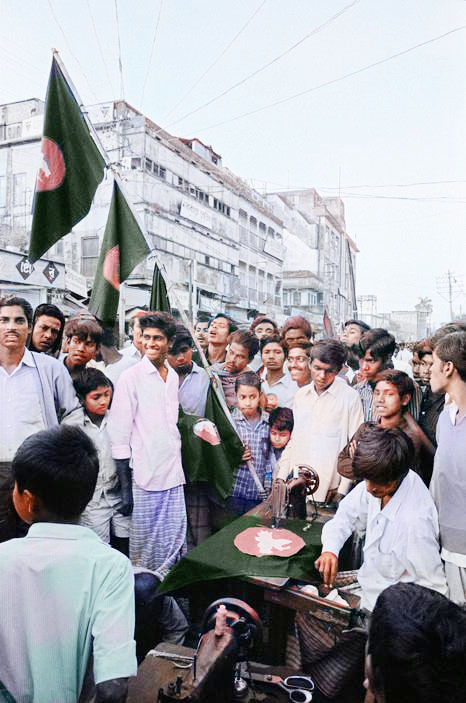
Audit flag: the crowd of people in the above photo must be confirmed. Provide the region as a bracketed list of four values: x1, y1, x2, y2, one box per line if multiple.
[0, 294, 465, 703]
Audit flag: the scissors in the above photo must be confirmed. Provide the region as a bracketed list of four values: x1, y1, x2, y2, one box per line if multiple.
[248, 672, 315, 702]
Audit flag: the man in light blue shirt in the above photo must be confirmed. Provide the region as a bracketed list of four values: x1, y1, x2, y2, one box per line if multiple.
[0, 425, 137, 703]
[167, 325, 210, 416]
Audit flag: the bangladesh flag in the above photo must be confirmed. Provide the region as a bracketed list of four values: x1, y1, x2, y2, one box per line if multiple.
[89, 180, 149, 324]
[29, 57, 105, 261]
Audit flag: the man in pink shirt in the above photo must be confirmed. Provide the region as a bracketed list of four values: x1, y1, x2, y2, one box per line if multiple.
[108, 313, 186, 578]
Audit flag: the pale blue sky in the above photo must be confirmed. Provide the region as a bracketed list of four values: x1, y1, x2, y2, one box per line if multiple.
[1, 0, 465, 324]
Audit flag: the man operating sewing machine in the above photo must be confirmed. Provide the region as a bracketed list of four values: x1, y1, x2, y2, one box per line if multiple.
[316, 424, 447, 612]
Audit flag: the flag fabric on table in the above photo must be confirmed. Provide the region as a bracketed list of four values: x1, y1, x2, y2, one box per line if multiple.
[150, 263, 171, 312]
[89, 180, 149, 324]
[29, 57, 105, 261]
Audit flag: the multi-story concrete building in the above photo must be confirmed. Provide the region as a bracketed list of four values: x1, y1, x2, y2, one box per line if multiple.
[0, 98, 358, 329]
[267, 189, 358, 331]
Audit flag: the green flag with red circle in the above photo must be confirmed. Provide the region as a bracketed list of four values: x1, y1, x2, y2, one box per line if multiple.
[29, 57, 105, 262]
[89, 180, 150, 324]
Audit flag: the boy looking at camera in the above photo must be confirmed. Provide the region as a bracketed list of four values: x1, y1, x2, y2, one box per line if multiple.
[63, 367, 130, 552]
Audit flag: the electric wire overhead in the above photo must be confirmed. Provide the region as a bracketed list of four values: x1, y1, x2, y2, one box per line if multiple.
[47, 0, 99, 102]
[190, 24, 466, 134]
[86, 0, 116, 97]
[166, 0, 360, 128]
[140, 0, 165, 110]
[163, 0, 268, 121]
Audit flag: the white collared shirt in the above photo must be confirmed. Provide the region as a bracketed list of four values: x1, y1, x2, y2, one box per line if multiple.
[0, 348, 45, 461]
[277, 377, 363, 501]
[260, 369, 298, 409]
[322, 470, 448, 611]
[120, 342, 142, 360]
[107, 356, 185, 491]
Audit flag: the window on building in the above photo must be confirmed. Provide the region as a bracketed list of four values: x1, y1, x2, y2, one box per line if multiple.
[131, 157, 141, 169]
[275, 280, 282, 307]
[283, 290, 289, 305]
[144, 158, 153, 173]
[153, 163, 167, 180]
[249, 216, 257, 231]
[259, 222, 266, 238]
[81, 236, 99, 278]
[0, 176, 6, 208]
[293, 291, 301, 306]
[13, 173, 26, 206]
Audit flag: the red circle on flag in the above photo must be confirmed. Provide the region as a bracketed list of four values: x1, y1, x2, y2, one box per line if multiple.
[103, 245, 120, 291]
[36, 137, 66, 192]
[234, 527, 305, 558]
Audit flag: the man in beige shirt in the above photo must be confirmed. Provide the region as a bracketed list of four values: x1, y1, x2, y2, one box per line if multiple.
[277, 339, 363, 503]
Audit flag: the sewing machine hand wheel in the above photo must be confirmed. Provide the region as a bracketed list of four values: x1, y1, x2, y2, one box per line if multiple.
[201, 597, 263, 648]
[293, 465, 319, 496]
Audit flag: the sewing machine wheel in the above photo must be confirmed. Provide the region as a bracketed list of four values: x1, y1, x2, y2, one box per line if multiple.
[201, 597, 263, 645]
[296, 465, 320, 496]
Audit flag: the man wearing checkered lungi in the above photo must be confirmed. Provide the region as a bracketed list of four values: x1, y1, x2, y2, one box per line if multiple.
[108, 313, 187, 579]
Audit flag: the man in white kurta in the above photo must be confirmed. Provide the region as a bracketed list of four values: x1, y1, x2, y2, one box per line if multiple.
[277, 340, 363, 503]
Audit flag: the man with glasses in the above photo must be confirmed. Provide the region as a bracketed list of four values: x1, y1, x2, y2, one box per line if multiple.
[277, 339, 363, 504]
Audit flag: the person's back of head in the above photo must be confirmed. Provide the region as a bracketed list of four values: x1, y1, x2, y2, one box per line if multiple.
[368, 582, 466, 703]
[13, 425, 99, 522]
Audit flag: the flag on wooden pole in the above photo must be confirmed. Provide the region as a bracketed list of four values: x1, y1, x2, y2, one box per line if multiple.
[29, 56, 105, 261]
[89, 180, 149, 324]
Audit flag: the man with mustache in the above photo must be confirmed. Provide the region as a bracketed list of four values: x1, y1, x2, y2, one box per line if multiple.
[0, 295, 77, 541]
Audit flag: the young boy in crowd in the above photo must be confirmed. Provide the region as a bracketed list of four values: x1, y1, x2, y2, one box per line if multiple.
[229, 371, 272, 515]
[63, 368, 131, 553]
[0, 425, 137, 703]
[339, 369, 434, 483]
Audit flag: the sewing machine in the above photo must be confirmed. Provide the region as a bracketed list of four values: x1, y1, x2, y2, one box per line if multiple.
[251, 464, 320, 527]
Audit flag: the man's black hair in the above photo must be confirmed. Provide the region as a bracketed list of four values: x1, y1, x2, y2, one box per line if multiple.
[64, 317, 103, 345]
[358, 328, 395, 363]
[434, 331, 466, 382]
[196, 312, 211, 324]
[13, 425, 99, 520]
[369, 582, 466, 703]
[229, 329, 259, 361]
[168, 325, 193, 354]
[352, 423, 414, 485]
[139, 312, 177, 341]
[259, 334, 285, 354]
[30, 303, 66, 354]
[235, 370, 261, 393]
[213, 312, 238, 334]
[310, 339, 347, 371]
[344, 318, 370, 332]
[72, 367, 113, 402]
[269, 407, 294, 433]
[0, 295, 33, 325]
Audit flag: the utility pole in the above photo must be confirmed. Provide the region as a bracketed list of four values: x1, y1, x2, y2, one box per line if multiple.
[436, 271, 463, 321]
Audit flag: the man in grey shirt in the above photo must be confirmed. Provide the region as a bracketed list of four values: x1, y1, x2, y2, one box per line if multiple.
[429, 330, 466, 605]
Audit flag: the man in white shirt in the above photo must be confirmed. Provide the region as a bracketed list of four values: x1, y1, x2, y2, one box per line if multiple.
[317, 424, 447, 612]
[429, 330, 466, 605]
[277, 339, 363, 503]
[108, 313, 187, 578]
[0, 295, 77, 541]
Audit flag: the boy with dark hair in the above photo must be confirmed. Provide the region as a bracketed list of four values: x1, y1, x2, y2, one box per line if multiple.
[249, 315, 278, 371]
[212, 329, 259, 408]
[0, 425, 137, 703]
[63, 368, 130, 551]
[429, 330, 466, 605]
[339, 369, 434, 482]
[206, 313, 238, 364]
[287, 342, 312, 387]
[108, 312, 186, 578]
[29, 303, 65, 356]
[277, 339, 363, 503]
[63, 316, 103, 379]
[228, 371, 272, 515]
[367, 582, 466, 703]
[167, 324, 210, 416]
[355, 328, 422, 420]
[317, 424, 447, 611]
[281, 315, 313, 348]
[267, 407, 294, 487]
[340, 318, 370, 380]
[260, 335, 297, 409]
